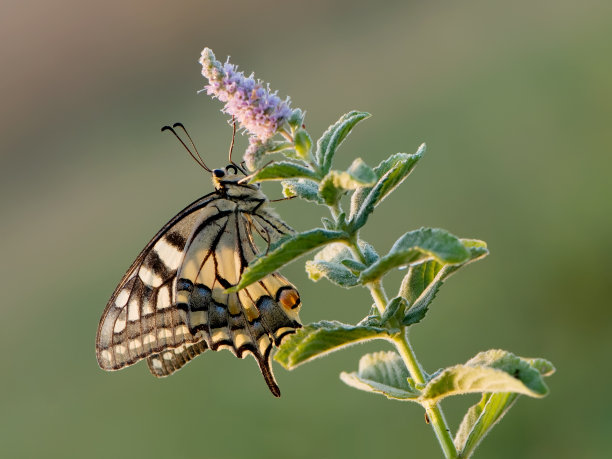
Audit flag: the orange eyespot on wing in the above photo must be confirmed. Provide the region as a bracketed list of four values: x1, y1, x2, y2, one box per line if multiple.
[277, 286, 301, 311]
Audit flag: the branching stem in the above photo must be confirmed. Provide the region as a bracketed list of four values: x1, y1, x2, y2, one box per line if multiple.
[347, 236, 457, 458]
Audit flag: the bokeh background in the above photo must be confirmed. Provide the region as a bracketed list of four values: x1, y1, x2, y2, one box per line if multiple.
[2, 1, 610, 457]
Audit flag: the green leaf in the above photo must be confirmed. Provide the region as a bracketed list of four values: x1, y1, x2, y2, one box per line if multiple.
[341, 259, 366, 273]
[305, 260, 359, 287]
[287, 108, 305, 129]
[249, 161, 318, 182]
[419, 349, 555, 404]
[294, 128, 312, 160]
[340, 351, 420, 400]
[400, 239, 489, 326]
[305, 242, 360, 287]
[379, 296, 406, 326]
[349, 145, 425, 230]
[359, 228, 470, 283]
[275, 321, 388, 370]
[228, 229, 348, 291]
[454, 392, 519, 458]
[347, 158, 377, 184]
[281, 179, 324, 204]
[316, 111, 371, 174]
[318, 158, 377, 206]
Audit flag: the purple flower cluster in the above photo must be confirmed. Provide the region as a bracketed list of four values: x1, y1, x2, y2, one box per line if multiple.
[200, 48, 292, 142]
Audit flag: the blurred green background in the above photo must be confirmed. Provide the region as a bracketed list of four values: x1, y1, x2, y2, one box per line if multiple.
[1, 1, 611, 457]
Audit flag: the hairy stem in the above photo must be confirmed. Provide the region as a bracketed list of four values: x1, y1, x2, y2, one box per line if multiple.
[346, 234, 457, 457]
[393, 331, 457, 458]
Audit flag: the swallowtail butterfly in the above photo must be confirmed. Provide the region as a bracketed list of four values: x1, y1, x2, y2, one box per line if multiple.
[96, 123, 302, 397]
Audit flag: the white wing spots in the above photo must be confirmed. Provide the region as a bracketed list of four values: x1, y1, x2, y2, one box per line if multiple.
[237, 289, 260, 322]
[138, 265, 164, 288]
[233, 331, 250, 349]
[115, 289, 130, 308]
[115, 344, 127, 359]
[113, 308, 127, 333]
[190, 310, 207, 327]
[215, 215, 241, 285]
[151, 358, 163, 369]
[211, 328, 230, 343]
[157, 285, 171, 310]
[100, 349, 112, 366]
[143, 333, 157, 346]
[227, 293, 240, 316]
[157, 328, 173, 346]
[175, 324, 190, 340]
[154, 238, 183, 271]
[257, 335, 271, 355]
[141, 297, 154, 315]
[127, 297, 140, 322]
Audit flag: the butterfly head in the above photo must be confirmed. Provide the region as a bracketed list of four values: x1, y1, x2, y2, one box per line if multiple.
[211, 164, 244, 190]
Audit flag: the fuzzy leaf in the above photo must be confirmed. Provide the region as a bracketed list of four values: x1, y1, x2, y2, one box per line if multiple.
[316, 111, 371, 174]
[249, 161, 318, 182]
[281, 179, 324, 204]
[294, 128, 312, 160]
[359, 228, 470, 283]
[340, 351, 420, 400]
[306, 260, 360, 287]
[275, 321, 388, 369]
[349, 145, 425, 230]
[419, 350, 555, 403]
[401, 239, 489, 326]
[319, 158, 376, 206]
[454, 392, 519, 458]
[228, 229, 348, 291]
[379, 296, 406, 326]
[341, 259, 367, 273]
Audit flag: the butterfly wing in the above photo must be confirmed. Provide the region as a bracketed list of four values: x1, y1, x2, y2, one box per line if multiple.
[96, 193, 218, 371]
[97, 191, 302, 396]
[174, 198, 301, 396]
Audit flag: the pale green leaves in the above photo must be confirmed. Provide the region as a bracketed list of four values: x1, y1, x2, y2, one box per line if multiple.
[319, 158, 376, 206]
[316, 111, 371, 174]
[281, 179, 323, 204]
[451, 353, 555, 458]
[420, 350, 553, 402]
[248, 161, 318, 182]
[360, 228, 471, 283]
[275, 321, 389, 370]
[454, 392, 519, 458]
[305, 241, 378, 288]
[400, 239, 489, 326]
[349, 145, 425, 231]
[340, 352, 420, 399]
[340, 349, 554, 455]
[340, 349, 554, 403]
[228, 229, 347, 291]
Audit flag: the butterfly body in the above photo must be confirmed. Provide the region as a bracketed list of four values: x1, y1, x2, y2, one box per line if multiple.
[96, 166, 301, 397]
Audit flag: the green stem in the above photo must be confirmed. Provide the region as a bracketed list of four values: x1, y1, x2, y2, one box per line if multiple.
[345, 236, 457, 457]
[343, 233, 455, 456]
[393, 332, 457, 458]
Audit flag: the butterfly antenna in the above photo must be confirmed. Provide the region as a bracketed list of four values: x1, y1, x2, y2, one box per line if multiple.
[227, 117, 246, 174]
[172, 123, 212, 172]
[161, 124, 211, 172]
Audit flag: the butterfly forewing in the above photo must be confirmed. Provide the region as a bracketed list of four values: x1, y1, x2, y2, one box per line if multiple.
[97, 181, 302, 397]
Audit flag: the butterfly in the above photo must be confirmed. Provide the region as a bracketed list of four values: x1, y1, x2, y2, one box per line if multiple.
[96, 123, 302, 397]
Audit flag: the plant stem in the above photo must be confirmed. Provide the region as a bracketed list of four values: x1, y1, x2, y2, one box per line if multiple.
[345, 234, 456, 456]
[393, 331, 457, 458]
